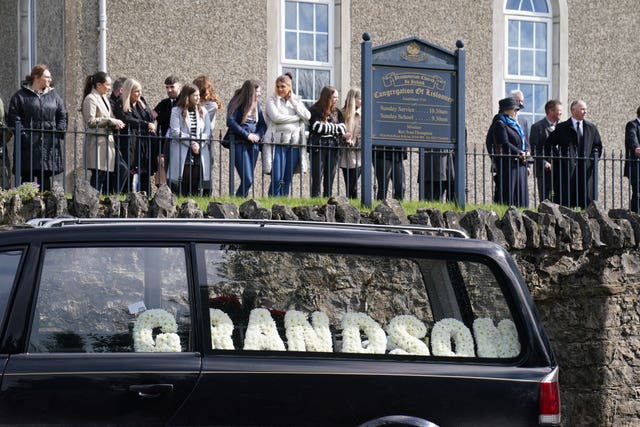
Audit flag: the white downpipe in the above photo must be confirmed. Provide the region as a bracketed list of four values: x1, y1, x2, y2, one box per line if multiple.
[98, 0, 107, 72]
[17, 0, 36, 85]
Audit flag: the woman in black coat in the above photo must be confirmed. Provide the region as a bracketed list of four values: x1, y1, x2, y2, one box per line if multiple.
[114, 78, 158, 193]
[7, 64, 67, 191]
[485, 97, 530, 207]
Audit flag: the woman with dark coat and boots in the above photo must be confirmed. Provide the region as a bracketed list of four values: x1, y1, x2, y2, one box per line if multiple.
[7, 64, 67, 190]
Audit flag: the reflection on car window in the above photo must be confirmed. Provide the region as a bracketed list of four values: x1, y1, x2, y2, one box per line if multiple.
[199, 245, 520, 360]
[29, 247, 190, 353]
[0, 250, 23, 332]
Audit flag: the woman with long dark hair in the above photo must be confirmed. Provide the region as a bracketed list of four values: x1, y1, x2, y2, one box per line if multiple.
[81, 71, 127, 193]
[168, 83, 212, 196]
[226, 80, 267, 197]
[308, 85, 346, 198]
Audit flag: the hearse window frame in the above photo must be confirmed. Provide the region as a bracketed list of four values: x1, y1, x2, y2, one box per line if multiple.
[195, 242, 529, 363]
[26, 242, 201, 354]
[0, 247, 27, 345]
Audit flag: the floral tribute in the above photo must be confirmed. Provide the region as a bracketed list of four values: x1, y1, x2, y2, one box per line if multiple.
[210, 308, 235, 350]
[341, 312, 387, 353]
[202, 296, 521, 358]
[386, 315, 430, 355]
[284, 310, 333, 352]
[473, 318, 521, 358]
[430, 318, 475, 357]
[133, 308, 181, 352]
[243, 308, 286, 351]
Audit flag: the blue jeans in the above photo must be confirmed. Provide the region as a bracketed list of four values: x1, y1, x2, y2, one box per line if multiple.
[269, 145, 299, 196]
[234, 142, 260, 197]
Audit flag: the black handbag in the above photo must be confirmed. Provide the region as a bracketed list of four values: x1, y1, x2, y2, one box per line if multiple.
[221, 129, 233, 149]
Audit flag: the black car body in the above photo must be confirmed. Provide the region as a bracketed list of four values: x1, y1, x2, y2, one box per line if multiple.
[0, 218, 560, 426]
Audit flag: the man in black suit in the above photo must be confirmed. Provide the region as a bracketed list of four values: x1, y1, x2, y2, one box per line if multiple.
[109, 77, 127, 112]
[152, 75, 181, 180]
[625, 106, 640, 212]
[545, 99, 603, 209]
[529, 99, 562, 204]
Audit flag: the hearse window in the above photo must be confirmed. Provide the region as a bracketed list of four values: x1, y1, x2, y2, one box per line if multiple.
[199, 245, 520, 359]
[29, 246, 191, 353]
[0, 250, 23, 332]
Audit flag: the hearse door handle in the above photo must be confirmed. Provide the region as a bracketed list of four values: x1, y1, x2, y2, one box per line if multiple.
[129, 383, 174, 398]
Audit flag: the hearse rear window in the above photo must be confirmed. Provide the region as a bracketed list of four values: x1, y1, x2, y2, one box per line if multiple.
[199, 245, 521, 359]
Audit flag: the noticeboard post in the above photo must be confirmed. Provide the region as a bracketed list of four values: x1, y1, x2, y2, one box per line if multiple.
[361, 33, 466, 208]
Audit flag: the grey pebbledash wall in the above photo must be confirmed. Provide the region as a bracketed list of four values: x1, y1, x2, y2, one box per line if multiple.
[3, 179, 640, 426]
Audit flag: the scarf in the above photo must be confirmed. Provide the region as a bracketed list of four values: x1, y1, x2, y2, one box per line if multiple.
[499, 114, 525, 150]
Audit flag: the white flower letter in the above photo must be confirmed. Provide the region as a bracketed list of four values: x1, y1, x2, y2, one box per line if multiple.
[285, 310, 333, 352]
[472, 318, 521, 358]
[431, 318, 475, 357]
[210, 308, 235, 350]
[133, 308, 181, 352]
[340, 312, 387, 354]
[243, 308, 286, 351]
[497, 319, 520, 358]
[473, 318, 500, 358]
[386, 315, 430, 356]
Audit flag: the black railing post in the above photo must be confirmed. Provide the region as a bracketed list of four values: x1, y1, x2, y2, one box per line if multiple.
[14, 117, 22, 187]
[593, 148, 599, 203]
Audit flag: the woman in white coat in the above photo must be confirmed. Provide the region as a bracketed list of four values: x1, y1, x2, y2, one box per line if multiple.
[263, 73, 310, 196]
[168, 83, 212, 196]
[81, 71, 127, 193]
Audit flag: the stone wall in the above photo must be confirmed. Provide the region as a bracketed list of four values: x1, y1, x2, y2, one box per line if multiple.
[2, 180, 640, 426]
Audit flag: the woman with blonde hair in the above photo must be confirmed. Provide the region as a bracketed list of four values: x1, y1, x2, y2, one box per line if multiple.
[339, 88, 361, 199]
[168, 83, 212, 195]
[263, 73, 310, 196]
[114, 78, 157, 193]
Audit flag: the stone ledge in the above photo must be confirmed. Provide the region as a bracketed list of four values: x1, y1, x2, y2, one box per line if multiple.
[2, 180, 640, 253]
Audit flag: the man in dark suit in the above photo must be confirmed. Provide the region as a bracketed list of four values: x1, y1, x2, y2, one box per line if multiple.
[109, 77, 127, 112]
[418, 148, 455, 202]
[529, 99, 562, 204]
[624, 106, 640, 212]
[545, 99, 603, 209]
[152, 75, 181, 179]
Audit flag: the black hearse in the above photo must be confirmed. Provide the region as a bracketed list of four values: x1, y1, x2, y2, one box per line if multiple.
[0, 218, 559, 426]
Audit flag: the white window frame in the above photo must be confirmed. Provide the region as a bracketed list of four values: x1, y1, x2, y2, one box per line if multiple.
[279, 0, 334, 103]
[503, 1, 552, 123]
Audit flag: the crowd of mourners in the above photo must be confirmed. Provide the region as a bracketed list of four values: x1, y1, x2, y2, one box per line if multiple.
[2, 64, 640, 211]
[0, 64, 371, 200]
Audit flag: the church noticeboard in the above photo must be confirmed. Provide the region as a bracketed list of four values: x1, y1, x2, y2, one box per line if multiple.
[372, 66, 455, 143]
[361, 34, 465, 207]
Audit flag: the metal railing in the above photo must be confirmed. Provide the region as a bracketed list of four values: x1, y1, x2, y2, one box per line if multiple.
[1, 122, 637, 212]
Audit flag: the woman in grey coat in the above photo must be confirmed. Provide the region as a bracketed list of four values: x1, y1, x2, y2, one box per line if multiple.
[168, 83, 212, 196]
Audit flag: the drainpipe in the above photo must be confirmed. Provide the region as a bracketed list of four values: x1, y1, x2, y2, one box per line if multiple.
[98, 0, 107, 72]
[17, 0, 36, 84]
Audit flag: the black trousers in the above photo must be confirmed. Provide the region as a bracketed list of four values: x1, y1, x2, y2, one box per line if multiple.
[310, 145, 339, 198]
[341, 166, 361, 199]
[374, 157, 404, 200]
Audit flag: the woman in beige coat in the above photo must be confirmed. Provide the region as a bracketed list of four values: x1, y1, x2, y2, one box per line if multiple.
[81, 71, 127, 193]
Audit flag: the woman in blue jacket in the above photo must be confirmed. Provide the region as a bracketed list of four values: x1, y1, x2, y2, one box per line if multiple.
[226, 80, 267, 197]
